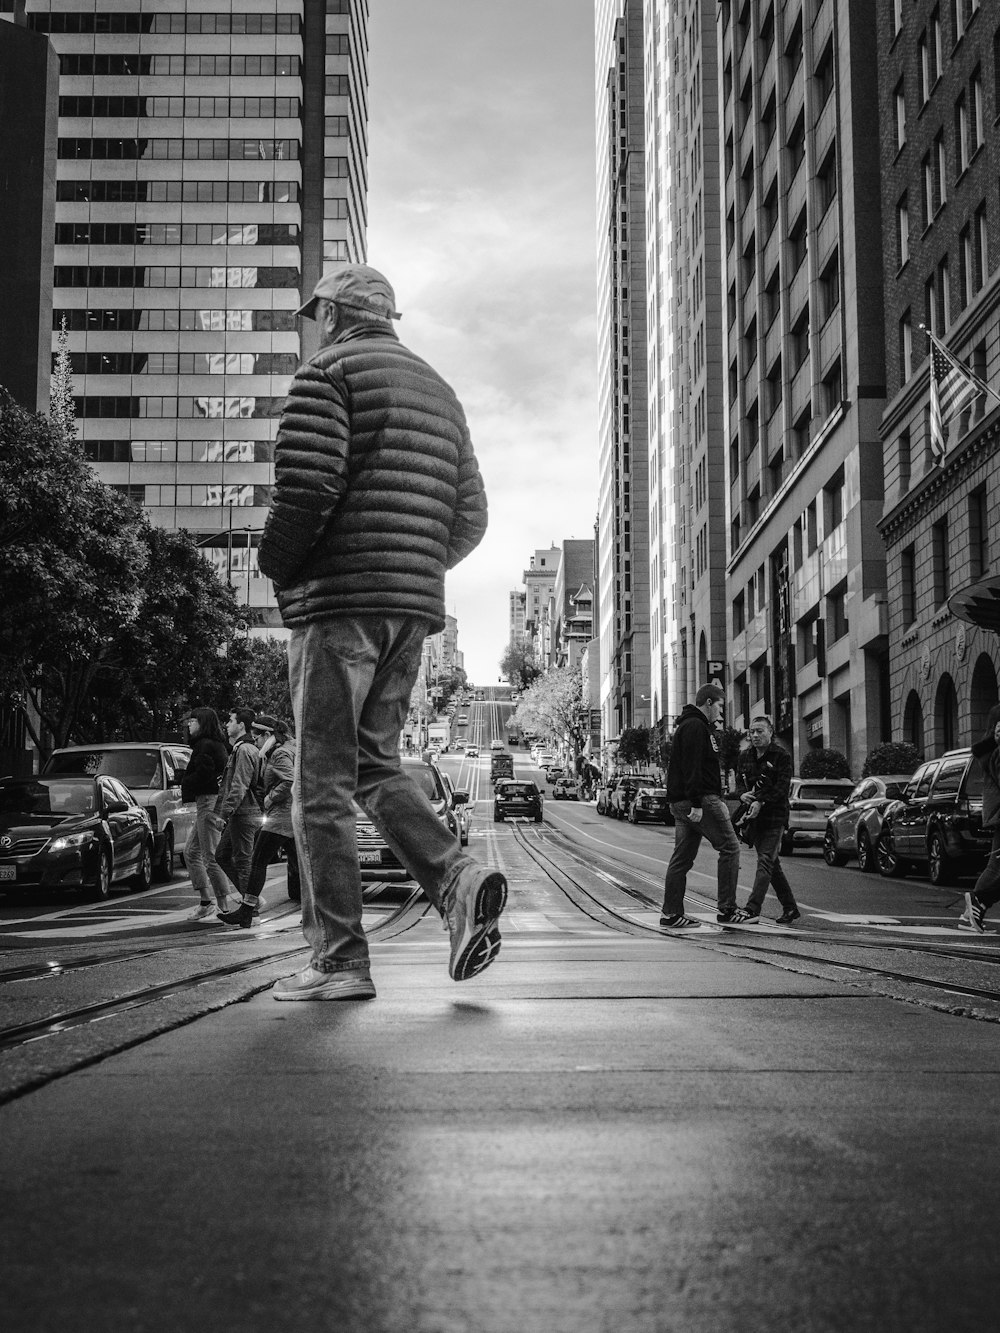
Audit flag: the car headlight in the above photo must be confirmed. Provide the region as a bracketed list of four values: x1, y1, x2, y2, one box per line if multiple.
[49, 832, 95, 852]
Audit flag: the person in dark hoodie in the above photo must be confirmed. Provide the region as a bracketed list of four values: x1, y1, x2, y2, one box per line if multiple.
[180, 707, 230, 920]
[735, 715, 800, 925]
[660, 683, 751, 930]
[960, 701, 1000, 934]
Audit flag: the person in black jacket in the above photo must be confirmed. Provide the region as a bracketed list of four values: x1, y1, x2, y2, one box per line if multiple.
[257, 264, 505, 1001]
[736, 716, 799, 925]
[180, 707, 231, 920]
[661, 683, 751, 929]
[960, 702, 1000, 933]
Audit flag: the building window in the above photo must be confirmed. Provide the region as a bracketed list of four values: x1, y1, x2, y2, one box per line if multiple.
[791, 307, 809, 370]
[970, 67, 983, 152]
[823, 360, 842, 417]
[897, 194, 910, 268]
[932, 519, 950, 605]
[975, 202, 989, 285]
[938, 254, 951, 331]
[824, 471, 846, 530]
[956, 91, 969, 174]
[788, 112, 806, 175]
[919, 31, 931, 104]
[895, 79, 906, 152]
[788, 208, 808, 270]
[969, 486, 989, 578]
[733, 591, 746, 635]
[820, 251, 840, 322]
[828, 584, 849, 642]
[960, 224, 974, 305]
[901, 545, 916, 625]
[817, 143, 837, 214]
[937, 131, 948, 208]
[815, 40, 835, 107]
[899, 309, 913, 383]
[898, 427, 912, 493]
[762, 180, 779, 236]
[922, 154, 934, 228]
[893, 0, 903, 38]
[785, 13, 803, 76]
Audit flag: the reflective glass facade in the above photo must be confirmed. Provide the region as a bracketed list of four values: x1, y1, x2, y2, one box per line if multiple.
[25, 1, 369, 626]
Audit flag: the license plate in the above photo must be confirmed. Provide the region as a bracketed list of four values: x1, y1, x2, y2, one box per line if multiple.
[0, 865, 15, 881]
[358, 851, 382, 864]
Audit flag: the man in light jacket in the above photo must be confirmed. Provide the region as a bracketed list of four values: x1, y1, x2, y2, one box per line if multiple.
[258, 263, 505, 1001]
[210, 707, 262, 909]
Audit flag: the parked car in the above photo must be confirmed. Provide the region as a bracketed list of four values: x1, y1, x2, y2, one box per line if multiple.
[610, 776, 646, 820]
[782, 778, 857, 854]
[627, 785, 669, 824]
[822, 775, 913, 871]
[43, 742, 194, 881]
[354, 758, 469, 881]
[595, 780, 614, 815]
[0, 775, 154, 901]
[493, 781, 543, 823]
[552, 777, 579, 800]
[876, 749, 990, 884]
[440, 770, 472, 847]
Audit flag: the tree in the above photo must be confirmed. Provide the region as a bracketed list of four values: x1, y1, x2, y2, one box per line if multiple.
[617, 725, 651, 768]
[800, 747, 851, 779]
[512, 664, 587, 757]
[228, 636, 293, 723]
[717, 725, 746, 791]
[862, 741, 921, 777]
[49, 316, 77, 446]
[499, 640, 544, 691]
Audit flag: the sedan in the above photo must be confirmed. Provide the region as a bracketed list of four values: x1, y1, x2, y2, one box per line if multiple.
[627, 785, 669, 824]
[782, 778, 857, 854]
[822, 775, 912, 871]
[465, 745, 480, 758]
[354, 758, 469, 881]
[0, 775, 154, 901]
[552, 777, 579, 801]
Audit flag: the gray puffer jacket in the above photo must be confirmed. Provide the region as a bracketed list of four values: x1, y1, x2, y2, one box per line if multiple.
[258, 322, 488, 631]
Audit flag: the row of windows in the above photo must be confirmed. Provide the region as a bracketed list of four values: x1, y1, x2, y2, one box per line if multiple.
[31, 12, 301, 35]
[56, 180, 300, 204]
[898, 489, 989, 625]
[893, 64, 985, 171]
[65, 351, 298, 375]
[56, 223, 300, 246]
[59, 96, 301, 119]
[891, 0, 983, 47]
[76, 396, 283, 419]
[55, 308, 298, 332]
[111, 484, 272, 508]
[59, 138, 300, 161]
[85, 440, 273, 463]
[59, 55, 301, 77]
[897, 205, 990, 381]
[56, 266, 299, 290]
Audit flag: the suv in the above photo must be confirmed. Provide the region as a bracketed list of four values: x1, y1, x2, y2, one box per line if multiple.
[494, 781, 543, 823]
[355, 758, 468, 880]
[609, 776, 645, 820]
[552, 777, 578, 800]
[43, 743, 194, 881]
[782, 778, 857, 854]
[876, 749, 990, 884]
[822, 775, 912, 871]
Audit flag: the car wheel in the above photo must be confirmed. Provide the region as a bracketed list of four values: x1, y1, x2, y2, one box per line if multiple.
[856, 827, 876, 874]
[822, 829, 847, 867]
[534, 814, 542, 824]
[876, 826, 907, 878]
[928, 830, 952, 885]
[129, 840, 153, 893]
[85, 850, 112, 902]
[154, 829, 175, 882]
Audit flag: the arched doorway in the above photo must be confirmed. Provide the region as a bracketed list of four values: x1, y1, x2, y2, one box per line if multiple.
[902, 690, 924, 756]
[969, 653, 999, 739]
[934, 674, 959, 754]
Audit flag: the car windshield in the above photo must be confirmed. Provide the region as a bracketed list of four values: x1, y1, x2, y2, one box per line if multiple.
[502, 784, 538, 797]
[0, 779, 95, 816]
[47, 748, 162, 789]
[798, 784, 854, 801]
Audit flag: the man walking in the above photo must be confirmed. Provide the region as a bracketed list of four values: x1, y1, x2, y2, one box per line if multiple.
[660, 683, 751, 930]
[960, 703, 1000, 934]
[736, 715, 800, 925]
[258, 263, 506, 1000]
[211, 708, 262, 909]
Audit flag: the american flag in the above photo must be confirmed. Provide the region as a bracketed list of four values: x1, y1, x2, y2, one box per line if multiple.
[928, 337, 985, 463]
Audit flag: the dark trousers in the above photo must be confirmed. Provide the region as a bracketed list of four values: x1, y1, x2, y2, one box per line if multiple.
[745, 812, 796, 913]
[215, 808, 259, 899]
[246, 827, 300, 902]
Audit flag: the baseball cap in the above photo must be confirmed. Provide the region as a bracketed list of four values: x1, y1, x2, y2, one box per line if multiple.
[695, 684, 725, 706]
[296, 264, 402, 321]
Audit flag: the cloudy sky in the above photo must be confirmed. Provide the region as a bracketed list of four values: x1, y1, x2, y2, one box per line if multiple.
[366, 1, 598, 685]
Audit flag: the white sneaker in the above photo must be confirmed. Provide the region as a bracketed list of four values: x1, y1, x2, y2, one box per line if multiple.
[191, 901, 219, 921]
[272, 966, 376, 1002]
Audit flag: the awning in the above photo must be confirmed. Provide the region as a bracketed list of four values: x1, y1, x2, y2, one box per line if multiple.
[948, 575, 1000, 633]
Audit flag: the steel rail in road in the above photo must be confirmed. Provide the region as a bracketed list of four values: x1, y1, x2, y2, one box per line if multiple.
[0, 888, 428, 1054]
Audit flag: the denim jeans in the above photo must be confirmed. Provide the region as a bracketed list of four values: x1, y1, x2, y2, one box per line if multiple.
[245, 827, 299, 902]
[972, 827, 1000, 909]
[184, 794, 231, 905]
[288, 614, 476, 973]
[745, 812, 796, 913]
[216, 807, 260, 899]
[662, 794, 741, 917]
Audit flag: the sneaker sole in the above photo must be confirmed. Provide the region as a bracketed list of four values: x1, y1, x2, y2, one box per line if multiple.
[272, 979, 377, 1002]
[957, 918, 985, 934]
[450, 871, 507, 981]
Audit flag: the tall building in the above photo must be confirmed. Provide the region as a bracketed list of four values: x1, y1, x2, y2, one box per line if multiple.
[719, 0, 887, 774]
[522, 546, 561, 660]
[550, 538, 595, 669]
[876, 0, 1000, 753]
[508, 588, 527, 647]
[595, 0, 651, 756]
[23, 0, 369, 630]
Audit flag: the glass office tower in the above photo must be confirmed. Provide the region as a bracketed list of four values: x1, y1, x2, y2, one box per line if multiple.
[24, 1, 369, 630]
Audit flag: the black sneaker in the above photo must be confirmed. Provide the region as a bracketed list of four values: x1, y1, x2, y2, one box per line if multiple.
[717, 906, 754, 924]
[659, 914, 702, 930]
[776, 907, 801, 926]
[218, 902, 254, 929]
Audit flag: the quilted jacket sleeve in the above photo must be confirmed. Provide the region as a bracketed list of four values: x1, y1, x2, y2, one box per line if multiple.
[258, 359, 351, 589]
[445, 400, 488, 570]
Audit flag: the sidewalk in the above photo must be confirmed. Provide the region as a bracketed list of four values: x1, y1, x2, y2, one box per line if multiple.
[3, 912, 1000, 1332]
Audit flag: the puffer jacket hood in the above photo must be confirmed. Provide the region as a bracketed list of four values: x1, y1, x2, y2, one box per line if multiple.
[258, 324, 488, 631]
